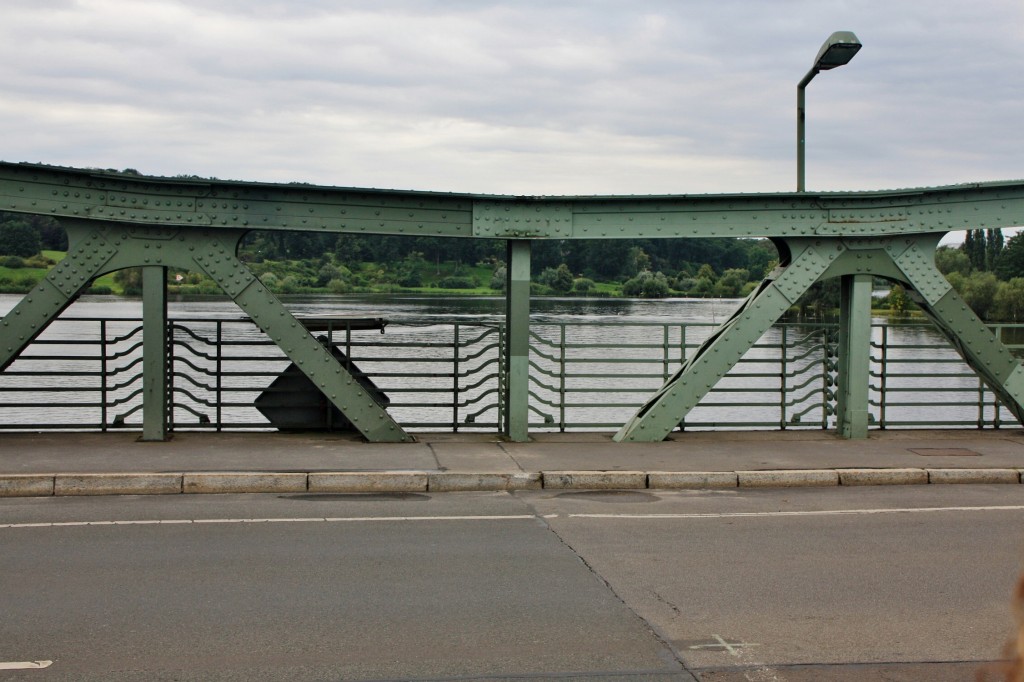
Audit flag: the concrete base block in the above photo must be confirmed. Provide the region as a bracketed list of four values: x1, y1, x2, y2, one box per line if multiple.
[647, 472, 737, 489]
[183, 472, 307, 494]
[838, 468, 928, 486]
[738, 469, 839, 488]
[308, 472, 427, 493]
[927, 468, 1021, 484]
[0, 474, 55, 497]
[542, 471, 647, 490]
[55, 473, 182, 496]
[428, 472, 542, 492]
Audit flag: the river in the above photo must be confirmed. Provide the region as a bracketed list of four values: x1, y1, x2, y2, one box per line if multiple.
[0, 293, 1011, 432]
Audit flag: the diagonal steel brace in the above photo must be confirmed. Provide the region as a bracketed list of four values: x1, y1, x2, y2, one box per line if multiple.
[614, 239, 836, 442]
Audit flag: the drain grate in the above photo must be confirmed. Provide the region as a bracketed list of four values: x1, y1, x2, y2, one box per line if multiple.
[909, 448, 980, 457]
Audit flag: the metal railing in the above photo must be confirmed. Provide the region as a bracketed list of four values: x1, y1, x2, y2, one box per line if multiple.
[0, 316, 1020, 432]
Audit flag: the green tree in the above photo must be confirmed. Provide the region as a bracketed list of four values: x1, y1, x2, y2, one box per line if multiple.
[887, 283, 910, 316]
[986, 228, 1004, 270]
[994, 232, 1024, 280]
[993, 278, 1024, 322]
[537, 264, 573, 293]
[113, 267, 144, 295]
[490, 265, 506, 291]
[712, 268, 750, 297]
[935, 246, 971, 277]
[572, 277, 596, 295]
[622, 271, 670, 298]
[962, 229, 988, 271]
[957, 271, 999, 319]
[0, 219, 41, 257]
[625, 246, 651, 278]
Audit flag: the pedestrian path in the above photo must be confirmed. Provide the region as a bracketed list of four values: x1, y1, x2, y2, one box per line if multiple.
[1, 429, 1022, 496]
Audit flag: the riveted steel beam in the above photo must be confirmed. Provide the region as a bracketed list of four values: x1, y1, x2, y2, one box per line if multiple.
[0, 224, 119, 372]
[187, 240, 410, 441]
[3, 163, 1024, 240]
[0, 221, 412, 442]
[614, 239, 836, 442]
[887, 237, 1024, 425]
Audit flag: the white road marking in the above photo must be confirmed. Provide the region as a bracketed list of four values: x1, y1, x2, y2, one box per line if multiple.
[0, 660, 52, 670]
[5, 505, 1023, 530]
[0, 514, 540, 529]
[689, 634, 760, 657]
[568, 504, 1024, 520]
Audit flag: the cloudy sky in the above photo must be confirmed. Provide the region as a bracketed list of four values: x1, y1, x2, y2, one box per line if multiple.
[1, 0, 1022, 197]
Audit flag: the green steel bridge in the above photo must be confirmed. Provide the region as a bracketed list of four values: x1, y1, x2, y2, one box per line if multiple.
[1, 161, 1023, 443]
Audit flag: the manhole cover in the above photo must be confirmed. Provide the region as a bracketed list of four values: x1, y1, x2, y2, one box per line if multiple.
[909, 448, 980, 457]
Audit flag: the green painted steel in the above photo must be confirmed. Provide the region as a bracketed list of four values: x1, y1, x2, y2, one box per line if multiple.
[836, 274, 872, 438]
[3, 161, 1024, 441]
[615, 239, 834, 441]
[141, 266, 169, 441]
[0, 220, 411, 442]
[2, 316, 1022, 432]
[504, 240, 531, 441]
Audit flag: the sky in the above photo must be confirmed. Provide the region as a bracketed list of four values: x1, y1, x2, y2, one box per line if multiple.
[0, 0, 1022, 201]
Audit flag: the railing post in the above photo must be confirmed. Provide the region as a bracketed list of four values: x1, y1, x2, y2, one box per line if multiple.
[215, 320, 223, 431]
[100, 320, 108, 431]
[141, 266, 169, 441]
[780, 326, 788, 429]
[503, 239, 531, 441]
[836, 274, 872, 438]
[822, 327, 833, 430]
[453, 322, 460, 432]
[679, 324, 687, 432]
[878, 324, 888, 429]
[559, 324, 566, 431]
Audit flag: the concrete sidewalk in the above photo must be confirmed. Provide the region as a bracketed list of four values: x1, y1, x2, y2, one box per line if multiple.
[1, 429, 1023, 497]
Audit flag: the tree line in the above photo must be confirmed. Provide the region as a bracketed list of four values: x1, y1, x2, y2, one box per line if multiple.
[2, 211, 1024, 321]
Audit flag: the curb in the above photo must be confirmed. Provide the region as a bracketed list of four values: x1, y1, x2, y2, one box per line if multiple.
[0, 468, 1020, 497]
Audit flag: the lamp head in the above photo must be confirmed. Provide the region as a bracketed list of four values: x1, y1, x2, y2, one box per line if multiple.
[813, 31, 862, 70]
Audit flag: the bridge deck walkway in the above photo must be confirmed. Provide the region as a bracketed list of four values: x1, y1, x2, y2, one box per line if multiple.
[0, 429, 1022, 495]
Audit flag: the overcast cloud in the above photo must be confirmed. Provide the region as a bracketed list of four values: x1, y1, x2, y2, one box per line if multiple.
[0, 0, 1021, 197]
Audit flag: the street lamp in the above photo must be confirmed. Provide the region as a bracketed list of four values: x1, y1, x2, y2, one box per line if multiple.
[797, 31, 861, 191]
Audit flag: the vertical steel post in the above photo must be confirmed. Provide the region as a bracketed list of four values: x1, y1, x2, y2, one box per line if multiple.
[559, 324, 566, 432]
[141, 266, 169, 441]
[879, 324, 888, 429]
[780, 326, 788, 429]
[836, 274, 872, 438]
[504, 240, 531, 441]
[215, 320, 222, 431]
[100, 320, 108, 431]
[822, 327, 832, 429]
[453, 323, 461, 432]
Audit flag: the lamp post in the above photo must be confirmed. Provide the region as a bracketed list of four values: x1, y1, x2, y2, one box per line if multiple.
[795, 31, 869, 438]
[797, 31, 861, 191]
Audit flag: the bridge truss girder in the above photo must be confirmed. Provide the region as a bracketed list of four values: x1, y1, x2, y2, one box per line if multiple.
[614, 234, 1024, 441]
[0, 221, 412, 442]
[2, 162, 1024, 441]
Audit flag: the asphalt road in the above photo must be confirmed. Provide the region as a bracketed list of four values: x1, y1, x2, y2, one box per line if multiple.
[1, 485, 1022, 681]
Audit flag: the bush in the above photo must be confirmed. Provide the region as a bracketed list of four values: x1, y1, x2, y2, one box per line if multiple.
[572, 277, 596, 295]
[622, 271, 671, 298]
[1, 256, 24, 269]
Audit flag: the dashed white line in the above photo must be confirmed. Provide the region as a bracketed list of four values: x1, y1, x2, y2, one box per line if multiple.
[568, 505, 1024, 520]
[0, 660, 52, 670]
[0, 514, 541, 529]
